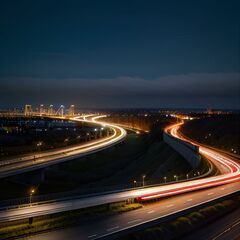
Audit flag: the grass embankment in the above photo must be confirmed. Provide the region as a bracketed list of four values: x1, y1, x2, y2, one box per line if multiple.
[0, 202, 142, 239]
[0, 131, 204, 200]
[181, 115, 240, 155]
[41, 133, 192, 193]
[122, 196, 240, 240]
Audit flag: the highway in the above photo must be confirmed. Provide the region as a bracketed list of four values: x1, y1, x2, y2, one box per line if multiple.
[19, 182, 240, 240]
[0, 115, 127, 178]
[184, 206, 240, 240]
[0, 119, 240, 239]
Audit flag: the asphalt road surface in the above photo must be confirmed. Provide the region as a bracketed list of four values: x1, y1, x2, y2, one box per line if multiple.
[183, 206, 240, 240]
[20, 182, 240, 240]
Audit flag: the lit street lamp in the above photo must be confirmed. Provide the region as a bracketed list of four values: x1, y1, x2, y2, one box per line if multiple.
[29, 189, 35, 205]
[164, 176, 167, 183]
[133, 180, 137, 188]
[36, 141, 43, 147]
[186, 174, 189, 180]
[174, 175, 178, 182]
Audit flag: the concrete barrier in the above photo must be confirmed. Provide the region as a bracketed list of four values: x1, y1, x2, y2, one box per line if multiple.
[163, 132, 201, 169]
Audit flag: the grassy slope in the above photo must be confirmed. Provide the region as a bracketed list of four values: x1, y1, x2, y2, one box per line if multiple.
[0, 133, 191, 200]
[181, 115, 240, 155]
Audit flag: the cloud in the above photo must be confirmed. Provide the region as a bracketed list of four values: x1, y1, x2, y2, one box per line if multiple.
[0, 72, 239, 108]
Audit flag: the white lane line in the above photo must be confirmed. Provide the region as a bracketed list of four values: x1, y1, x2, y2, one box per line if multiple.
[187, 199, 193, 202]
[128, 219, 141, 224]
[167, 204, 174, 208]
[208, 192, 214, 195]
[147, 210, 155, 214]
[107, 226, 119, 232]
[232, 220, 240, 228]
[88, 234, 97, 238]
[212, 228, 231, 240]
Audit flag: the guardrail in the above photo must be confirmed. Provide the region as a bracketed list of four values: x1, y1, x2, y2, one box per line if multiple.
[0, 171, 215, 211]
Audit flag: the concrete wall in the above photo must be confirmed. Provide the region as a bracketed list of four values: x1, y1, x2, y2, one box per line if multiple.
[163, 132, 201, 169]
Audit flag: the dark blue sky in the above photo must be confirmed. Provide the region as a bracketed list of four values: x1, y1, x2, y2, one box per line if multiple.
[0, 0, 239, 109]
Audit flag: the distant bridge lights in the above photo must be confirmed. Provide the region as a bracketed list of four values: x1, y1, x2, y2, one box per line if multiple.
[24, 105, 32, 116]
[23, 104, 77, 117]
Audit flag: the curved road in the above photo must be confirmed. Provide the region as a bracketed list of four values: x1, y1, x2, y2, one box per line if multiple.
[0, 115, 127, 178]
[0, 119, 239, 239]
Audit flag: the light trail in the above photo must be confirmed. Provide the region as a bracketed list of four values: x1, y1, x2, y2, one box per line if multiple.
[0, 115, 127, 178]
[137, 121, 240, 201]
[0, 118, 239, 224]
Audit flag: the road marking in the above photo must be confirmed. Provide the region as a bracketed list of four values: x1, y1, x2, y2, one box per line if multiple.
[212, 227, 232, 240]
[208, 192, 214, 195]
[88, 234, 97, 238]
[147, 210, 155, 214]
[167, 204, 174, 208]
[187, 199, 193, 202]
[128, 219, 141, 224]
[107, 226, 119, 231]
[232, 220, 240, 228]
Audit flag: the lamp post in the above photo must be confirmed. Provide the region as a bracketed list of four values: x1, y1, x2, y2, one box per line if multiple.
[164, 176, 167, 183]
[174, 175, 178, 182]
[133, 180, 137, 188]
[142, 175, 146, 186]
[29, 189, 35, 206]
[186, 174, 189, 180]
[94, 128, 98, 139]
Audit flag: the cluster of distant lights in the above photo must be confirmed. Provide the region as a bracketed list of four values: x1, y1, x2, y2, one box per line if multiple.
[166, 114, 194, 120]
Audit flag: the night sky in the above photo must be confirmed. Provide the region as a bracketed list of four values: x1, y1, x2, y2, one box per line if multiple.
[0, 0, 239, 109]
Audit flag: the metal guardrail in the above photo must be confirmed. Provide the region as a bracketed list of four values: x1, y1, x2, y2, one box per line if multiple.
[0, 169, 215, 211]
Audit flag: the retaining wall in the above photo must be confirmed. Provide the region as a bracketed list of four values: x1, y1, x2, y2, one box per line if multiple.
[163, 132, 201, 169]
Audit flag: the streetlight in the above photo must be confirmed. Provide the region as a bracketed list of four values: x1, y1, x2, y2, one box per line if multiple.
[142, 175, 146, 186]
[36, 141, 42, 147]
[174, 175, 178, 182]
[133, 180, 137, 188]
[186, 174, 189, 180]
[164, 176, 167, 183]
[29, 188, 35, 205]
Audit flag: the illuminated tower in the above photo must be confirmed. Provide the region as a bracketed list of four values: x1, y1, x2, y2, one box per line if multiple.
[48, 105, 54, 115]
[24, 105, 32, 116]
[60, 105, 64, 117]
[69, 105, 75, 116]
[39, 104, 45, 116]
